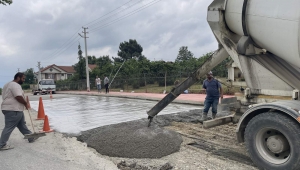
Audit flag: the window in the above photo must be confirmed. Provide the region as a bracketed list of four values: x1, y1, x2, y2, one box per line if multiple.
[61, 74, 64, 76]
[67, 74, 73, 79]
[40, 80, 55, 85]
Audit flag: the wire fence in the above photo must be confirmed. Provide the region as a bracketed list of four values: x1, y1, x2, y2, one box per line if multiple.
[56, 71, 237, 94]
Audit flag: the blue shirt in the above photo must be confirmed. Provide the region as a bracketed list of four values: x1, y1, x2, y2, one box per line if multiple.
[202, 79, 221, 98]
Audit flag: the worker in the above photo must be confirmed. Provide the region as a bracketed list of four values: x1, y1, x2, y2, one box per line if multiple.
[104, 76, 109, 94]
[95, 76, 101, 93]
[200, 71, 223, 123]
[0, 73, 38, 151]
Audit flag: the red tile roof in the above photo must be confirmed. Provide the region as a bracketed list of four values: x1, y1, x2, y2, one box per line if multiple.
[40, 64, 94, 73]
[57, 66, 76, 73]
[88, 64, 97, 70]
[40, 64, 75, 73]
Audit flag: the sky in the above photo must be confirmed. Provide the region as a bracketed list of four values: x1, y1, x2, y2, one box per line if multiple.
[0, 0, 217, 87]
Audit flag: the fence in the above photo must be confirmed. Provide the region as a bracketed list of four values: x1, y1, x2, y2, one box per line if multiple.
[56, 71, 236, 94]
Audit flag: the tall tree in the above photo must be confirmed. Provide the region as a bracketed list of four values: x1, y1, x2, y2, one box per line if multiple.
[0, 0, 12, 5]
[88, 56, 97, 64]
[73, 44, 86, 80]
[24, 68, 34, 84]
[116, 39, 143, 62]
[175, 46, 195, 62]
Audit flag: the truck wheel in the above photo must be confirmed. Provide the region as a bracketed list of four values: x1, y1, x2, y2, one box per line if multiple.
[245, 112, 300, 170]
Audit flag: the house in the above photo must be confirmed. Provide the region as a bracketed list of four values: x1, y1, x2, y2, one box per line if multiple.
[38, 64, 97, 81]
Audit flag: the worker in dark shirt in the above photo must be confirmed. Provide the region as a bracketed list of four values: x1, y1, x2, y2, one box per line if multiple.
[200, 71, 223, 122]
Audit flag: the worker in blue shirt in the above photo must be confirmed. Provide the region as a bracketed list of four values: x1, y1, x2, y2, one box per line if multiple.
[200, 71, 223, 122]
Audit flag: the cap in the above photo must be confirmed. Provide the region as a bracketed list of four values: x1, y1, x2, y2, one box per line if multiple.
[208, 71, 213, 75]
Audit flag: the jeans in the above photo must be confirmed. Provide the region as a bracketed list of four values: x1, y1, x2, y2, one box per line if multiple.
[203, 97, 219, 114]
[97, 84, 101, 91]
[0, 111, 32, 148]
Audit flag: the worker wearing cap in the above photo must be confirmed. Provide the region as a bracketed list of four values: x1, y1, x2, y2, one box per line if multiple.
[200, 71, 223, 122]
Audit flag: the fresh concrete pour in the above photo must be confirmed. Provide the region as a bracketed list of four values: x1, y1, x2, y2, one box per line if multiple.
[29, 95, 200, 158]
[78, 119, 182, 158]
[77, 109, 204, 159]
[30, 95, 200, 134]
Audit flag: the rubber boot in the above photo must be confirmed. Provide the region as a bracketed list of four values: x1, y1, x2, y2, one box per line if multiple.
[212, 113, 216, 119]
[200, 113, 208, 123]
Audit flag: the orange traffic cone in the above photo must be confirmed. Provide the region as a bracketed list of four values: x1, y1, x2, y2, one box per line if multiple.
[50, 91, 53, 99]
[26, 96, 31, 109]
[37, 97, 45, 120]
[41, 115, 53, 133]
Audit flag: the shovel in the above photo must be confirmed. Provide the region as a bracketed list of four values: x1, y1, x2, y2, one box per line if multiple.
[23, 109, 46, 139]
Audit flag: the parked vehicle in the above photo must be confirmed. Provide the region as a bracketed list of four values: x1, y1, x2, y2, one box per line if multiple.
[32, 79, 56, 95]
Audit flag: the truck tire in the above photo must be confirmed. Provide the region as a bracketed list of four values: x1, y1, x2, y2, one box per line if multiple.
[245, 112, 300, 170]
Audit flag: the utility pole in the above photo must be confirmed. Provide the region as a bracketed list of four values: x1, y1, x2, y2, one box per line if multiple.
[79, 27, 90, 92]
[37, 61, 41, 82]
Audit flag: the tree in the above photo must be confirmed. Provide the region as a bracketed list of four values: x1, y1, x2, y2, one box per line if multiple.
[175, 46, 195, 62]
[116, 39, 143, 62]
[24, 68, 35, 84]
[88, 56, 97, 64]
[73, 44, 86, 80]
[0, 0, 12, 5]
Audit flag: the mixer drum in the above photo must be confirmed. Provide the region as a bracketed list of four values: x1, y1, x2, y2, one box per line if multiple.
[224, 0, 300, 66]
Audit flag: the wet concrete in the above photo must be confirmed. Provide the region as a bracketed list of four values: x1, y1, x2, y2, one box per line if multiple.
[77, 109, 203, 159]
[30, 95, 200, 134]
[78, 119, 183, 159]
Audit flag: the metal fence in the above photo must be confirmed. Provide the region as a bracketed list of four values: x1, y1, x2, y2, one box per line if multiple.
[56, 71, 235, 94]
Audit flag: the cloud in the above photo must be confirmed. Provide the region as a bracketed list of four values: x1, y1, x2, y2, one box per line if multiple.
[0, 0, 218, 86]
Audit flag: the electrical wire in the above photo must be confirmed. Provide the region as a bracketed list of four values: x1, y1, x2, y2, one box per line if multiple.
[89, 0, 162, 33]
[84, 0, 137, 27]
[43, 0, 143, 63]
[87, 0, 145, 28]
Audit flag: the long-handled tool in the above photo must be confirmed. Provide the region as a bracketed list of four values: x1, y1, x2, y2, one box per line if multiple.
[23, 109, 46, 139]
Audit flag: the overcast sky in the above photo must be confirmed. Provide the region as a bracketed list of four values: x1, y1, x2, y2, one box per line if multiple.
[0, 0, 217, 86]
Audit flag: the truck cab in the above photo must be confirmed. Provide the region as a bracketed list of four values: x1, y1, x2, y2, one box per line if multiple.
[32, 79, 56, 95]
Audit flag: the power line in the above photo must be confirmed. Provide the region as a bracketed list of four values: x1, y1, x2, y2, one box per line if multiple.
[84, 0, 137, 27]
[46, 37, 81, 61]
[87, 0, 145, 28]
[43, 0, 140, 63]
[44, 29, 81, 62]
[43, 0, 161, 63]
[89, 0, 162, 33]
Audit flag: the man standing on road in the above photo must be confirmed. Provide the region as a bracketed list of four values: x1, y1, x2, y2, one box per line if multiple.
[0, 72, 38, 151]
[200, 71, 223, 123]
[95, 76, 101, 93]
[104, 76, 109, 94]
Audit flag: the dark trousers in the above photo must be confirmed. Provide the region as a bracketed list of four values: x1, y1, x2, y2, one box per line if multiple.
[203, 97, 219, 114]
[0, 111, 32, 147]
[105, 84, 109, 93]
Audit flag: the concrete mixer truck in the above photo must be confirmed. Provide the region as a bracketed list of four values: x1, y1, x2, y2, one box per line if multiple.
[147, 0, 300, 169]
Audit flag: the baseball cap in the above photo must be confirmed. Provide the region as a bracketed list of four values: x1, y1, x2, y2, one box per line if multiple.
[208, 71, 213, 75]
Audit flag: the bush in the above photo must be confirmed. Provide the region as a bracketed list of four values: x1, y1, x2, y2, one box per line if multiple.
[132, 80, 140, 89]
[0, 88, 2, 95]
[158, 77, 176, 86]
[22, 84, 30, 90]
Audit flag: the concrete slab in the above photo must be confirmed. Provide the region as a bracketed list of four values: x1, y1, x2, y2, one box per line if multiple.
[29, 95, 200, 134]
